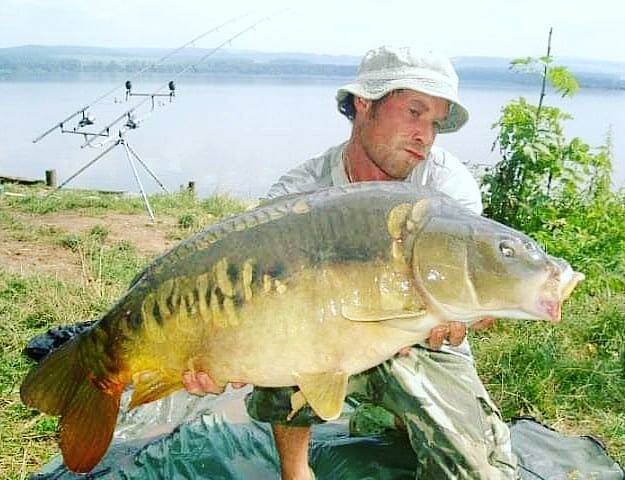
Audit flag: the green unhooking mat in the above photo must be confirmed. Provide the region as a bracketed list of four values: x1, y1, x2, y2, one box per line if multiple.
[31, 389, 624, 480]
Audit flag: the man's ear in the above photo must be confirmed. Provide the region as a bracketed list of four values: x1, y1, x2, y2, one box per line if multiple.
[353, 96, 372, 117]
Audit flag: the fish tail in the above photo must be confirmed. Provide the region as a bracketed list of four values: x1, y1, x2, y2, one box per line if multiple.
[20, 335, 123, 473]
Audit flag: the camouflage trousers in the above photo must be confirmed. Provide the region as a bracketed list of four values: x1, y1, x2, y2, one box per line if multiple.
[246, 346, 518, 479]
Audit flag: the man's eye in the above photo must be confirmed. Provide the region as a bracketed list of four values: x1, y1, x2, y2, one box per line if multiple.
[409, 108, 421, 117]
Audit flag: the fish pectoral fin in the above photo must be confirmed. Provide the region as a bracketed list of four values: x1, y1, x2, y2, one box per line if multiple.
[341, 305, 426, 322]
[294, 371, 348, 421]
[129, 369, 182, 410]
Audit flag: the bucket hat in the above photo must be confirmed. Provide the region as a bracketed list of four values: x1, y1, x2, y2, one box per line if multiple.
[336, 46, 469, 133]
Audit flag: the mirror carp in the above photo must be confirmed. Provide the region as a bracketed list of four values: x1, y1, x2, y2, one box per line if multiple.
[20, 182, 583, 472]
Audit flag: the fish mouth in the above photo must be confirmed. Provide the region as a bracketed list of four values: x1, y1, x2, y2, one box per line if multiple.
[536, 297, 562, 323]
[535, 262, 584, 323]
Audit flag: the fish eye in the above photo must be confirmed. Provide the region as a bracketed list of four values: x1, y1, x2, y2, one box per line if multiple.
[499, 240, 516, 258]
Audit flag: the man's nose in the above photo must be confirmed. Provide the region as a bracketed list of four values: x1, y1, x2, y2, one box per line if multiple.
[412, 122, 435, 146]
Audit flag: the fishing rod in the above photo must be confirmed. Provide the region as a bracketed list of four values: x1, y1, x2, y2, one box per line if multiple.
[80, 13, 274, 149]
[40, 12, 281, 222]
[32, 13, 247, 144]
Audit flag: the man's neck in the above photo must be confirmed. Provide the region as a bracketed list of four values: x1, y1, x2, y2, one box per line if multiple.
[343, 140, 396, 183]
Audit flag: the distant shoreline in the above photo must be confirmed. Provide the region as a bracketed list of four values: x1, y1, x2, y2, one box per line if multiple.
[1, 71, 624, 92]
[1, 46, 623, 90]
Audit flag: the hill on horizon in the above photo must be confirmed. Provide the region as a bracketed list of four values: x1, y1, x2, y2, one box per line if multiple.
[0, 45, 623, 89]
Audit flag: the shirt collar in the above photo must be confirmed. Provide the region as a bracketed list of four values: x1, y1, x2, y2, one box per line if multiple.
[330, 141, 350, 186]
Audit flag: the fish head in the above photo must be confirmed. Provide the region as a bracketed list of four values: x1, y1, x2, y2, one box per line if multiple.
[407, 198, 584, 323]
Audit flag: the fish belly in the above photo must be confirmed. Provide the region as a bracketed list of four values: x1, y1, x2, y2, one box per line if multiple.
[189, 263, 429, 387]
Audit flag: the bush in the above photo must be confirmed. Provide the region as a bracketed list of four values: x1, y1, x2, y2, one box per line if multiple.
[481, 45, 621, 296]
[475, 36, 625, 461]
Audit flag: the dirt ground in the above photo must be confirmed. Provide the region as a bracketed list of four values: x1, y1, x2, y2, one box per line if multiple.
[0, 212, 177, 281]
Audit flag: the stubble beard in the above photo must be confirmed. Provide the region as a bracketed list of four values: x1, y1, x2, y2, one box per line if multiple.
[354, 112, 431, 180]
[360, 134, 425, 180]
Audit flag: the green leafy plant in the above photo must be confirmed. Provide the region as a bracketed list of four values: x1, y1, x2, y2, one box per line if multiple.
[481, 29, 614, 235]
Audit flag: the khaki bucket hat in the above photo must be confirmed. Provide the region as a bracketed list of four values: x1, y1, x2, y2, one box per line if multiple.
[336, 46, 469, 133]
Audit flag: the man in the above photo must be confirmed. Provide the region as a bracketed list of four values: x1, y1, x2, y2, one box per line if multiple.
[184, 46, 518, 479]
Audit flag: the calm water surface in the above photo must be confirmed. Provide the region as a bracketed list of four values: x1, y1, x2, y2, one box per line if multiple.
[0, 76, 623, 198]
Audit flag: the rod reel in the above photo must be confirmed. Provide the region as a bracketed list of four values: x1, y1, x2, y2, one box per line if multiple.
[60, 110, 110, 142]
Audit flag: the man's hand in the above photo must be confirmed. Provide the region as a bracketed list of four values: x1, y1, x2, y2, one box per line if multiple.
[425, 317, 497, 351]
[182, 370, 246, 396]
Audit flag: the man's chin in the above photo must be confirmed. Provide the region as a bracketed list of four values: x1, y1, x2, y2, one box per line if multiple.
[389, 166, 417, 180]
[369, 162, 412, 181]
[366, 150, 421, 180]
[382, 156, 419, 179]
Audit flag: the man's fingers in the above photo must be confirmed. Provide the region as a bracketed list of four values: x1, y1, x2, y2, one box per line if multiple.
[182, 371, 222, 396]
[397, 346, 412, 356]
[197, 372, 216, 393]
[182, 371, 205, 396]
[448, 322, 467, 346]
[427, 322, 467, 349]
[182, 371, 193, 385]
[182, 370, 246, 396]
[427, 325, 448, 350]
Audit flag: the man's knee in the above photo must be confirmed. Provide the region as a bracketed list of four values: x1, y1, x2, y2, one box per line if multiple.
[370, 349, 518, 479]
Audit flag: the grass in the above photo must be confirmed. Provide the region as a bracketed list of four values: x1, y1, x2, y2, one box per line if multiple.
[0, 224, 150, 477]
[472, 292, 625, 461]
[0, 183, 248, 220]
[0, 273, 112, 478]
[0, 182, 623, 477]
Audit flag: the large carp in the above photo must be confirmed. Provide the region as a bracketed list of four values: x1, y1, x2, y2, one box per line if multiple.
[20, 182, 582, 472]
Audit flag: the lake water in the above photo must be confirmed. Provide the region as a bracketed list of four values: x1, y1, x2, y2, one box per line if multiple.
[0, 75, 623, 199]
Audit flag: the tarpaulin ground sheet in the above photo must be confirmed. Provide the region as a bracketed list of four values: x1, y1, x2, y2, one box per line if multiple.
[32, 389, 624, 480]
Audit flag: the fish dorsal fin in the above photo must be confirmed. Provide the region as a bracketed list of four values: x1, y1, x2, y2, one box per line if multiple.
[341, 305, 426, 322]
[129, 369, 182, 410]
[293, 371, 349, 421]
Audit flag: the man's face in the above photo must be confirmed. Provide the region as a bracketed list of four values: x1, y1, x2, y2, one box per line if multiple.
[355, 90, 449, 180]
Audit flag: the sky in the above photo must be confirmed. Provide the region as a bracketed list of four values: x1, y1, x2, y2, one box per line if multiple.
[0, 0, 624, 63]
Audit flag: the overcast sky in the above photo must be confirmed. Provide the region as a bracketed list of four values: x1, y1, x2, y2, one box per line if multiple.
[1, 0, 624, 62]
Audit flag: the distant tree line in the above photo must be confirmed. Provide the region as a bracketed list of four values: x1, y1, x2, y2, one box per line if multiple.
[0, 55, 622, 89]
[0, 57, 358, 77]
